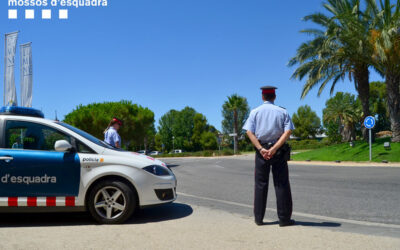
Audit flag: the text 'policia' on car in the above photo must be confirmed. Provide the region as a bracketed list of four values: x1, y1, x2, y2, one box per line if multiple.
[0, 106, 177, 224]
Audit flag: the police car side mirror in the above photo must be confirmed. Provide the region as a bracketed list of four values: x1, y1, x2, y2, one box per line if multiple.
[55, 140, 73, 152]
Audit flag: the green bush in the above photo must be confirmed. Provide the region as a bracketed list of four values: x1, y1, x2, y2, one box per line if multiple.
[221, 148, 234, 156]
[200, 132, 218, 150]
[244, 143, 255, 152]
[202, 150, 214, 157]
[288, 139, 330, 150]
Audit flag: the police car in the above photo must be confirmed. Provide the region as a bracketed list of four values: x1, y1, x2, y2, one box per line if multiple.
[0, 106, 177, 224]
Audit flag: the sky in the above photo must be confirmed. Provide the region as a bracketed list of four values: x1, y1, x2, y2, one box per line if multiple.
[2, 0, 383, 131]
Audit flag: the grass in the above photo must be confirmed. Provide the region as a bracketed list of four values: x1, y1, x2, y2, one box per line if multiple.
[292, 138, 400, 162]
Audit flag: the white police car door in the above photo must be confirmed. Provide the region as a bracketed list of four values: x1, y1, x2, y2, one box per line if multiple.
[0, 120, 80, 197]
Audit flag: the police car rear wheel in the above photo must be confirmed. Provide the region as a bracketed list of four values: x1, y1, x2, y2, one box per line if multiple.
[88, 180, 136, 224]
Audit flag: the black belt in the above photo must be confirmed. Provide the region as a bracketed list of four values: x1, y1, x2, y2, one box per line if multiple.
[258, 141, 276, 149]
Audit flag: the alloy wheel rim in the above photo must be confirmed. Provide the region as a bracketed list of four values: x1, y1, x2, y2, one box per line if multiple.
[94, 186, 126, 220]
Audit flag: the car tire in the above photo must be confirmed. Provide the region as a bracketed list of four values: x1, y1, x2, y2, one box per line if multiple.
[87, 179, 137, 224]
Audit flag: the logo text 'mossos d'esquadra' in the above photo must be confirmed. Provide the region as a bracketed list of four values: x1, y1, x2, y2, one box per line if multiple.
[8, 0, 108, 8]
[1, 174, 57, 185]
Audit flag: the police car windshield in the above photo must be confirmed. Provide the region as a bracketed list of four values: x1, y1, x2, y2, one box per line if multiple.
[56, 122, 123, 151]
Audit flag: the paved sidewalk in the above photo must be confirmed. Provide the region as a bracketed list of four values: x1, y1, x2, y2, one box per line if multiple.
[0, 205, 398, 250]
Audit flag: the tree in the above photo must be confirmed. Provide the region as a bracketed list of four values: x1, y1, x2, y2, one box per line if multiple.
[158, 109, 178, 152]
[158, 107, 214, 152]
[172, 107, 197, 151]
[289, 0, 375, 141]
[64, 100, 155, 150]
[200, 131, 218, 150]
[324, 121, 342, 143]
[323, 92, 362, 142]
[192, 113, 208, 151]
[222, 94, 250, 153]
[292, 105, 321, 139]
[153, 133, 163, 152]
[368, 81, 390, 131]
[367, 0, 400, 141]
[144, 123, 156, 151]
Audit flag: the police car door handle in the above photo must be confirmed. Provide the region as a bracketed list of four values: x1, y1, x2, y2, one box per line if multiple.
[0, 156, 13, 163]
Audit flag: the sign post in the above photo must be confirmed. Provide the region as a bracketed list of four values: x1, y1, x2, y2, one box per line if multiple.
[229, 133, 238, 154]
[217, 133, 223, 154]
[364, 116, 376, 161]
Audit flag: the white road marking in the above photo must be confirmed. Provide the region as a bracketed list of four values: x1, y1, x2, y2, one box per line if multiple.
[177, 192, 400, 229]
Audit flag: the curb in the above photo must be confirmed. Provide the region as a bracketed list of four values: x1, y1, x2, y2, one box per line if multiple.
[289, 160, 400, 167]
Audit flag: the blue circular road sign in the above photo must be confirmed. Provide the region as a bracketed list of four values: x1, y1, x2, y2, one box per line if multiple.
[364, 116, 376, 129]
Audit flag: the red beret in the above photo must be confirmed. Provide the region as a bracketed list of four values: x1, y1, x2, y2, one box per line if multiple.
[260, 85, 277, 94]
[113, 117, 123, 126]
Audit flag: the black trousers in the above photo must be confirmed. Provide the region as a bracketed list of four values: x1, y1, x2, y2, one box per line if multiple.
[254, 151, 293, 222]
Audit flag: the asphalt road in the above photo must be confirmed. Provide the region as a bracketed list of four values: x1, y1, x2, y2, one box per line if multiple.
[162, 156, 400, 238]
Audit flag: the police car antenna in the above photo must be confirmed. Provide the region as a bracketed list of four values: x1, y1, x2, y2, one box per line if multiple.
[55, 110, 59, 121]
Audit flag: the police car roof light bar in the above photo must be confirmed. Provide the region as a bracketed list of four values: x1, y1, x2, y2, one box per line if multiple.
[0, 106, 45, 118]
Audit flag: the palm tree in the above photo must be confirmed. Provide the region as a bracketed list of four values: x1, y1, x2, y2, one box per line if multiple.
[323, 92, 363, 141]
[367, 0, 400, 142]
[222, 94, 248, 154]
[289, 0, 374, 140]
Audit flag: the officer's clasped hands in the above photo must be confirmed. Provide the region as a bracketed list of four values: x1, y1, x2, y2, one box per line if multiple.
[260, 148, 269, 159]
[261, 147, 277, 160]
[266, 147, 277, 159]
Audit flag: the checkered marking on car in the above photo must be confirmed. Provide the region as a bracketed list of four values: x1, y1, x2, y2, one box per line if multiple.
[0, 197, 77, 207]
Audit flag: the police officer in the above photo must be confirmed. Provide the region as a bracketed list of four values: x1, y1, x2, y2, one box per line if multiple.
[104, 117, 123, 148]
[243, 86, 295, 227]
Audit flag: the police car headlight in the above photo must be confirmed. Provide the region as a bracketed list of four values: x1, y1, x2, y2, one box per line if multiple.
[143, 165, 171, 176]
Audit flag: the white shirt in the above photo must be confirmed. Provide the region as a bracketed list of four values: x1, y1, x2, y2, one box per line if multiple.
[243, 101, 294, 143]
[104, 127, 121, 147]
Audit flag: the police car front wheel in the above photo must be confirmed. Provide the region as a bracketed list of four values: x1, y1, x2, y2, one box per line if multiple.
[88, 179, 137, 224]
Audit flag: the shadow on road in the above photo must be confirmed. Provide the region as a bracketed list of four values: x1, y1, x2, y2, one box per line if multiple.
[0, 202, 192, 228]
[130, 202, 193, 224]
[260, 220, 341, 227]
[167, 164, 180, 168]
[295, 220, 341, 227]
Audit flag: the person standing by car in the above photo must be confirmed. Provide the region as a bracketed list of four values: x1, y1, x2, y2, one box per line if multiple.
[243, 85, 295, 227]
[104, 117, 123, 148]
